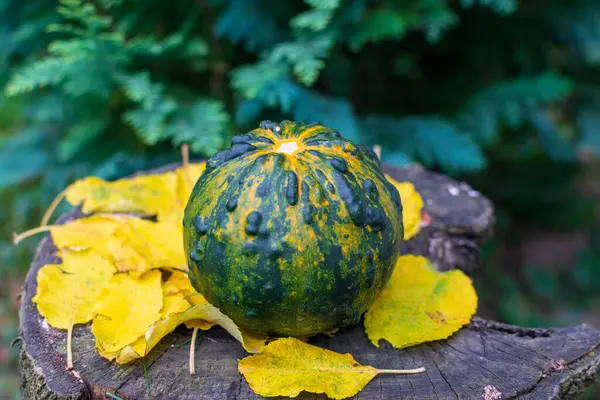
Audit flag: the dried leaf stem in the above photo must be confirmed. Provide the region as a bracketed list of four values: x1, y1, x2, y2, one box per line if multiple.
[41, 188, 68, 226]
[181, 144, 193, 187]
[189, 326, 199, 375]
[377, 367, 426, 374]
[12, 225, 54, 245]
[67, 322, 74, 370]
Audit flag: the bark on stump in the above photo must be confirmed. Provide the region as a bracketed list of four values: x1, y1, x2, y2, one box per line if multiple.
[18, 163, 600, 399]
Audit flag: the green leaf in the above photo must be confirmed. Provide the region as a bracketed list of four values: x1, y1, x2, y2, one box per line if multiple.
[59, 60, 115, 99]
[460, 0, 518, 15]
[215, 0, 286, 52]
[291, 9, 333, 32]
[166, 99, 230, 155]
[423, 6, 458, 43]
[124, 104, 176, 145]
[183, 37, 209, 57]
[120, 72, 178, 143]
[231, 62, 289, 100]
[97, 0, 124, 7]
[119, 72, 178, 144]
[57, 0, 113, 32]
[458, 73, 574, 146]
[305, 0, 339, 10]
[350, 9, 407, 51]
[258, 79, 301, 112]
[5, 58, 70, 96]
[269, 34, 334, 86]
[119, 72, 158, 104]
[361, 116, 486, 174]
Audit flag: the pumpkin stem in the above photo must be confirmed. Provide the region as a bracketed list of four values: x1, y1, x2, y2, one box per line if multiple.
[274, 139, 301, 155]
[189, 326, 198, 375]
[41, 187, 68, 226]
[12, 225, 54, 245]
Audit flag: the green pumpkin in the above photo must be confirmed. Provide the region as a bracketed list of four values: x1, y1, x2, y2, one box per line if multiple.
[183, 120, 404, 337]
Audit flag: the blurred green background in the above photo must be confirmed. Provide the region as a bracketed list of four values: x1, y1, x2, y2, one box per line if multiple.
[2, 0, 600, 397]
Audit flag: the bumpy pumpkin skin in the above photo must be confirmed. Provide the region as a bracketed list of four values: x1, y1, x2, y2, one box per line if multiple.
[183, 120, 404, 337]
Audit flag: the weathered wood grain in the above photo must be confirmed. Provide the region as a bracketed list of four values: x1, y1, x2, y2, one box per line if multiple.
[382, 164, 494, 272]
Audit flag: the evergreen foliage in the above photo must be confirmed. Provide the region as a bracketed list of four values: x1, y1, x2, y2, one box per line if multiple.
[5, 0, 599, 183]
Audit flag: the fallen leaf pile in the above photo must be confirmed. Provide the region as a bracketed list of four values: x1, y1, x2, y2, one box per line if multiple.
[15, 158, 478, 399]
[18, 162, 267, 362]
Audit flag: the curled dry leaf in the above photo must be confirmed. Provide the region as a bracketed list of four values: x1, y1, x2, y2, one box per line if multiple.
[129, 272, 192, 356]
[112, 272, 206, 364]
[180, 304, 268, 354]
[167, 270, 216, 330]
[364, 255, 478, 349]
[238, 337, 425, 399]
[113, 288, 264, 364]
[384, 175, 424, 240]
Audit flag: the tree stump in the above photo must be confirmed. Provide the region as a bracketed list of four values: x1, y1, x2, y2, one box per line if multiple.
[18, 164, 600, 399]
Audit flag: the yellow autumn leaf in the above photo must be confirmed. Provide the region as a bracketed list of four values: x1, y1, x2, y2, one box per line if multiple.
[115, 272, 193, 364]
[33, 250, 115, 329]
[50, 215, 123, 249]
[128, 219, 187, 269]
[384, 175, 424, 240]
[162, 270, 196, 296]
[15, 214, 188, 276]
[33, 249, 117, 369]
[163, 270, 216, 330]
[65, 174, 176, 217]
[96, 272, 215, 364]
[132, 273, 191, 352]
[108, 218, 187, 275]
[162, 271, 210, 305]
[92, 270, 163, 356]
[185, 318, 215, 331]
[180, 303, 268, 353]
[364, 254, 477, 349]
[238, 338, 425, 399]
[62, 163, 205, 221]
[162, 163, 207, 224]
[13, 214, 125, 250]
[178, 162, 206, 196]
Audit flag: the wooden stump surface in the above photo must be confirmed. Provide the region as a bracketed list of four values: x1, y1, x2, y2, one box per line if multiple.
[18, 163, 600, 399]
